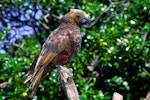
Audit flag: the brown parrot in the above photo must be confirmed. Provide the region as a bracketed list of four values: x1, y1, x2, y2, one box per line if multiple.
[24, 9, 91, 97]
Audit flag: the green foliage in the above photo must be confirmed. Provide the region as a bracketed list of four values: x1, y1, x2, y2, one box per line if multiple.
[0, 0, 150, 100]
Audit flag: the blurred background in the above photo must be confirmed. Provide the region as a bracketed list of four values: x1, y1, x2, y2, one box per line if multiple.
[0, 0, 150, 99]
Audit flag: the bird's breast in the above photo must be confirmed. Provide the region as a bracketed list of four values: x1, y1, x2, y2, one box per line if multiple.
[50, 45, 75, 65]
[57, 45, 74, 65]
[51, 40, 81, 66]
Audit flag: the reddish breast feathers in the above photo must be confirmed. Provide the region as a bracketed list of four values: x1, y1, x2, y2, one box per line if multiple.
[50, 45, 74, 66]
[58, 46, 73, 65]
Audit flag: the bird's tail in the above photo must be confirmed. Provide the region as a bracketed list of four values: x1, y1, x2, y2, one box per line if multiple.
[24, 56, 45, 98]
[24, 67, 45, 98]
[24, 54, 39, 84]
[28, 68, 45, 98]
[24, 54, 43, 98]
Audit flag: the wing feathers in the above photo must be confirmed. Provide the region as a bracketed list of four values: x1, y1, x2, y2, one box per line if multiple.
[34, 52, 57, 70]
[42, 52, 57, 66]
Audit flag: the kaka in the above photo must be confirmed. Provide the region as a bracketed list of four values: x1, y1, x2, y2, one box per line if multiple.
[24, 9, 91, 97]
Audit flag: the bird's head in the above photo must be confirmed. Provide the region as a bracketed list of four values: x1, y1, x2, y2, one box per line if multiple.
[69, 9, 91, 25]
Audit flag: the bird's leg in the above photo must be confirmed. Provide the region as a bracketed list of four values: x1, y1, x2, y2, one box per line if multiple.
[56, 65, 62, 82]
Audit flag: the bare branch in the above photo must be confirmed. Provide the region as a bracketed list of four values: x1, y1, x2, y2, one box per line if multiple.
[84, 0, 128, 29]
[143, 32, 148, 44]
[42, 12, 63, 30]
[87, 56, 99, 77]
[117, 31, 148, 47]
[51, 14, 63, 20]
[38, 20, 50, 30]
[43, 13, 50, 23]
[42, 8, 63, 23]
[87, 56, 99, 71]
[0, 78, 13, 88]
[144, 91, 150, 100]
[57, 65, 79, 100]
[143, 68, 150, 77]
[3, 41, 30, 57]
[112, 92, 123, 100]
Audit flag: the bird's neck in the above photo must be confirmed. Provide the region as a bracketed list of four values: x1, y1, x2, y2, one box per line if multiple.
[60, 22, 80, 33]
[61, 22, 79, 29]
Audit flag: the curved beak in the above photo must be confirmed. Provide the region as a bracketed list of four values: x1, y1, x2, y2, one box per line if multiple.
[82, 14, 91, 24]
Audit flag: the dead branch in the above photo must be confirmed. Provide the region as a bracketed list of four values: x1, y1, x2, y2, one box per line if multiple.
[143, 68, 150, 77]
[84, 0, 128, 29]
[57, 65, 79, 100]
[87, 56, 99, 71]
[43, 13, 50, 23]
[38, 20, 50, 30]
[112, 92, 123, 100]
[0, 78, 13, 88]
[143, 32, 148, 44]
[87, 56, 99, 77]
[51, 14, 63, 20]
[144, 90, 150, 100]
[42, 13, 63, 30]
[43, 8, 63, 23]
[117, 31, 148, 47]
[3, 41, 30, 57]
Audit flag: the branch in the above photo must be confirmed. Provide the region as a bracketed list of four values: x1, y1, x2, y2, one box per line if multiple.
[117, 31, 148, 47]
[144, 91, 150, 100]
[143, 68, 150, 77]
[142, 32, 148, 44]
[87, 56, 99, 77]
[57, 65, 79, 100]
[84, 0, 127, 29]
[38, 20, 50, 30]
[87, 56, 99, 71]
[43, 13, 50, 23]
[3, 41, 30, 57]
[42, 8, 63, 22]
[0, 78, 13, 88]
[41, 13, 63, 30]
[112, 92, 123, 100]
[51, 14, 63, 20]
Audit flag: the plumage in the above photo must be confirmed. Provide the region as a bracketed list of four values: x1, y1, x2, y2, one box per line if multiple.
[24, 9, 91, 97]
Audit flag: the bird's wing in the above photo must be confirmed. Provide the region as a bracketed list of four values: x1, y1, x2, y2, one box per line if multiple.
[25, 28, 71, 97]
[24, 28, 71, 83]
[35, 28, 70, 71]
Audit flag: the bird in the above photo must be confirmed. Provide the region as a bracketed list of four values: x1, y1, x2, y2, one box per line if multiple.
[24, 9, 91, 97]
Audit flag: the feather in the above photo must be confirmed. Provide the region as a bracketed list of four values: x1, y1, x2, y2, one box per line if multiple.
[29, 68, 44, 98]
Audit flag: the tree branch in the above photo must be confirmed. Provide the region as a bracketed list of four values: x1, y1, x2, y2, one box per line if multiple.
[0, 78, 12, 88]
[143, 68, 150, 77]
[144, 90, 150, 100]
[87, 56, 99, 77]
[51, 14, 63, 20]
[57, 65, 79, 100]
[3, 41, 30, 57]
[112, 92, 123, 100]
[84, 0, 128, 29]
[38, 20, 50, 30]
[87, 56, 99, 71]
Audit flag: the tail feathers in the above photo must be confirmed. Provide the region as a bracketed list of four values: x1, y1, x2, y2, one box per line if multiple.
[24, 74, 33, 84]
[29, 68, 45, 98]
[24, 54, 39, 84]
[24, 68, 39, 84]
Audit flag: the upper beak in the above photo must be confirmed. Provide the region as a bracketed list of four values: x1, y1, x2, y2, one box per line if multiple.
[82, 14, 91, 24]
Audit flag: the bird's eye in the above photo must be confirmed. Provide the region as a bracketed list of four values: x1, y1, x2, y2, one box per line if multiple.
[76, 15, 80, 18]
